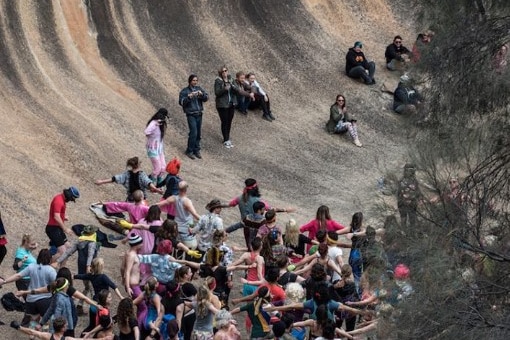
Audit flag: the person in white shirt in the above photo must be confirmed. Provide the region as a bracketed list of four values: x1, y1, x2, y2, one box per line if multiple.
[247, 72, 275, 122]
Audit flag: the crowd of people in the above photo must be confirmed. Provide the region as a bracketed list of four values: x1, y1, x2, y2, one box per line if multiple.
[0, 163, 416, 340]
[6, 28, 507, 340]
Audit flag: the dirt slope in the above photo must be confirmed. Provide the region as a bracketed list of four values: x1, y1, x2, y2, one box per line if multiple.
[0, 0, 415, 332]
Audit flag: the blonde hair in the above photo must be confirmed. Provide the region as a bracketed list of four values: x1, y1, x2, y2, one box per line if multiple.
[212, 229, 226, 247]
[341, 264, 353, 280]
[285, 219, 299, 247]
[91, 258, 104, 274]
[285, 282, 305, 304]
[196, 285, 211, 318]
[21, 234, 32, 246]
[144, 276, 158, 297]
[215, 309, 233, 329]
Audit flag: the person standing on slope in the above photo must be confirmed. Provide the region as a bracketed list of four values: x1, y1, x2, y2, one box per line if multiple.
[179, 74, 209, 160]
[145, 108, 170, 185]
[215, 66, 250, 149]
[46, 187, 80, 261]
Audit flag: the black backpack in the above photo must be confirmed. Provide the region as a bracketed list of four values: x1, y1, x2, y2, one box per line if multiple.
[1, 292, 25, 312]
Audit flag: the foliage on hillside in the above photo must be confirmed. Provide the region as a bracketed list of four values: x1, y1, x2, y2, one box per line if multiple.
[379, 0, 510, 338]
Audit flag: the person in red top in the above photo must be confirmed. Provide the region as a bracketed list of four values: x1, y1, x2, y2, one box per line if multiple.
[45, 187, 80, 261]
[233, 267, 286, 307]
[299, 205, 350, 252]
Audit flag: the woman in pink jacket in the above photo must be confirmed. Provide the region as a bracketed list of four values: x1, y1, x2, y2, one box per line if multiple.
[299, 205, 349, 251]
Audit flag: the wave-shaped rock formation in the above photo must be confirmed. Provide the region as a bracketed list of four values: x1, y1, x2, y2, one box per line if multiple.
[0, 0, 412, 227]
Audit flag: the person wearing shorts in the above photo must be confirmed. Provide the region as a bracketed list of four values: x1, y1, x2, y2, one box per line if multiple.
[0, 249, 56, 325]
[45, 187, 80, 260]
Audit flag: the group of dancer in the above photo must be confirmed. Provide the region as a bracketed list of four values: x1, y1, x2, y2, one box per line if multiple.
[0, 155, 413, 340]
[0, 36, 426, 339]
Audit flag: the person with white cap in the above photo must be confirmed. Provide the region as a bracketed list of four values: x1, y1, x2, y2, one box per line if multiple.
[45, 186, 80, 262]
[393, 74, 423, 114]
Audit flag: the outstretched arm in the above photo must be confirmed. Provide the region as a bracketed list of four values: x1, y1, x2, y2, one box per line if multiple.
[13, 326, 51, 340]
[175, 258, 201, 270]
[95, 178, 114, 185]
[232, 291, 257, 305]
[264, 302, 304, 313]
[156, 196, 176, 208]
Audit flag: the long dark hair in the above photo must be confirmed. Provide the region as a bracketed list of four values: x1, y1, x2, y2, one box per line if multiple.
[116, 298, 135, 328]
[350, 212, 363, 232]
[156, 219, 178, 241]
[145, 205, 161, 223]
[146, 108, 168, 140]
[316, 205, 332, 231]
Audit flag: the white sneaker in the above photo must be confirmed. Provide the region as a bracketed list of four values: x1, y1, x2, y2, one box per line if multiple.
[223, 141, 232, 149]
[227, 140, 234, 148]
[353, 138, 363, 147]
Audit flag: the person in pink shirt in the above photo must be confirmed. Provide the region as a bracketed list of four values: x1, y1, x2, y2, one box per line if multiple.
[299, 205, 350, 251]
[103, 190, 149, 224]
[145, 108, 169, 184]
[128, 205, 163, 285]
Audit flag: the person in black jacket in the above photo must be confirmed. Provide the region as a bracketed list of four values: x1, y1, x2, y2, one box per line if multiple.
[393, 74, 423, 114]
[214, 66, 250, 149]
[385, 35, 412, 71]
[345, 41, 376, 85]
[179, 74, 209, 160]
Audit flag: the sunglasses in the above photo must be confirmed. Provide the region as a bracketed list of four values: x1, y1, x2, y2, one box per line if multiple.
[395, 40, 402, 44]
[222, 69, 228, 72]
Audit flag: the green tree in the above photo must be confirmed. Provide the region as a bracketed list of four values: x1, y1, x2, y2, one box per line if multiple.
[378, 0, 510, 339]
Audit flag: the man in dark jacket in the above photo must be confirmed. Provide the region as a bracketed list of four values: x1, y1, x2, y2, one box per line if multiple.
[385, 35, 412, 71]
[179, 74, 209, 160]
[345, 41, 376, 85]
[393, 74, 423, 114]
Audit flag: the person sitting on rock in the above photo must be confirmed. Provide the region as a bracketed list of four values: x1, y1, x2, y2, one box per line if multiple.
[385, 35, 412, 71]
[247, 72, 275, 122]
[345, 41, 376, 85]
[326, 94, 362, 147]
[393, 74, 423, 114]
[234, 71, 255, 115]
